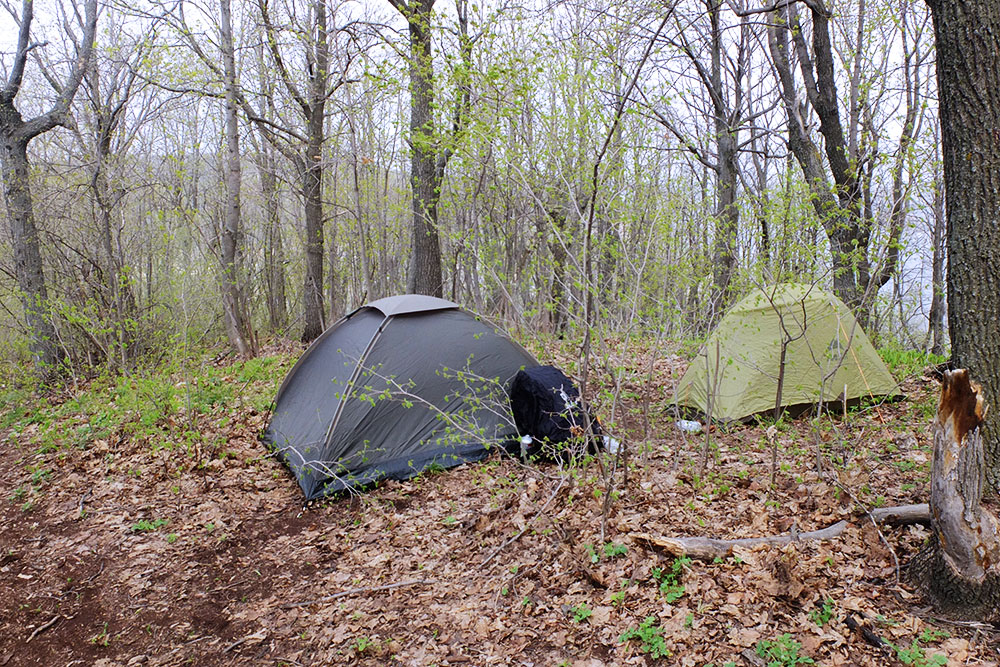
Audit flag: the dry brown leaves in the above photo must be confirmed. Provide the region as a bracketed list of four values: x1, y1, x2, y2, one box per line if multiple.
[0, 351, 997, 666]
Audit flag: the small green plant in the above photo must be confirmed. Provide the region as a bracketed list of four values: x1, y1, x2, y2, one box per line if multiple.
[131, 518, 169, 532]
[602, 542, 628, 559]
[651, 556, 690, 603]
[571, 603, 593, 623]
[891, 639, 947, 666]
[809, 598, 835, 627]
[166, 533, 178, 544]
[619, 616, 669, 659]
[754, 634, 814, 666]
[90, 622, 111, 646]
[354, 635, 373, 653]
[610, 580, 629, 606]
[918, 627, 949, 643]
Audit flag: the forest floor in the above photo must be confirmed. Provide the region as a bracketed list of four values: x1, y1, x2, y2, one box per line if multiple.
[0, 338, 997, 666]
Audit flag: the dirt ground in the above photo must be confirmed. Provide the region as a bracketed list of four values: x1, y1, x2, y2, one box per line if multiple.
[1, 349, 998, 666]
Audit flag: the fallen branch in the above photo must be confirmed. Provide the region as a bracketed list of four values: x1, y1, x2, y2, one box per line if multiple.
[26, 615, 61, 643]
[870, 503, 929, 526]
[280, 579, 434, 610]
[632, 520, 848, 560]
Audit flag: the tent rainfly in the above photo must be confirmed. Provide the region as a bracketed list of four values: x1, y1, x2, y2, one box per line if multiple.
[673, 283, 899, 422]
[263, 295, 538, 499]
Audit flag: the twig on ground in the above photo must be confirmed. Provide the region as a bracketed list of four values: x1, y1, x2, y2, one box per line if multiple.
[481, 476, 567, 567]
[223, 631, 267, 653]
[77, 489, 92, 518]
[280, 579, 435, 609]
[910, 612, 1000, 634]
[26, 615, 61, 643]
[210, 579, 247, 594]
[84, 561, 104, 584]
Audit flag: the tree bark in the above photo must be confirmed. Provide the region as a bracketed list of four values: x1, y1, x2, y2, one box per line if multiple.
[0, 0, 99, 375]
[910, 369, 1000, 621]
[300, 0, 331, 342]
[253, 0, 344, 343]
[396, 0, 445, 297]
[707, 0, 738, 312]
[0, 136, 59, 370]
[82, 56, 140, 368]
[927, 169, 945, 356]
[219, 0, 256, 356]
[926, 0, 1000, 489]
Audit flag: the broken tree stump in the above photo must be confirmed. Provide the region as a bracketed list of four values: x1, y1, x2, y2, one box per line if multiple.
[910, 369, 1000, 621]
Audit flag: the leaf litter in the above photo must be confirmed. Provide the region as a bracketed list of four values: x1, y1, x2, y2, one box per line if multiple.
[0, 344, 997, 666]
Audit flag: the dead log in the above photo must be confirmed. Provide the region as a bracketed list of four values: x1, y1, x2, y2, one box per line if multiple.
[632, 520, 848, 561]
[910, 369, 1000, 622]
[870, 503, 930, 526]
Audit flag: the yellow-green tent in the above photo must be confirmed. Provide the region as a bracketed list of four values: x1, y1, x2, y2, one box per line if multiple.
[673, 283, 900, 421]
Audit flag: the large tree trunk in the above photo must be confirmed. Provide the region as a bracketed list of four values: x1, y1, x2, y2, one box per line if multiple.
[403, 0, 444, 297]
[910, 369, 1000, 621]
[927, 169, 946, 356]
[219, 0, 256, 356]
[301, 120, 326, 342]
[0, 135, 60, 371]
[708, 0, 737, 312]
[300, 0, 331, 342]
[926, 0, 1000, 489]
[0, 0, 98, 375]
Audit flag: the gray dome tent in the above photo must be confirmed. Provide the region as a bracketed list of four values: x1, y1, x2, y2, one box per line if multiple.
[263, 295, 538, 499]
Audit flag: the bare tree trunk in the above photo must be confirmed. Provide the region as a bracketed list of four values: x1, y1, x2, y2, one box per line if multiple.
[251, 38, 287, 333]
[301, 123, 326, 341]
[257, 143, 287, 332]
[398, 0, 444, 297]
[0, 0, 98, 375]
[708, 0, 737, 311]
[927, 0, 1000, 488]
[253, 0, 345, 342]
[0, 137, 60, 370]
[547, 209, 570, 335]
[89, 111, 138, 367]
[766, 0, 920, 329]
[910, 369, 1000, 621]
[219, 0, 256, 356]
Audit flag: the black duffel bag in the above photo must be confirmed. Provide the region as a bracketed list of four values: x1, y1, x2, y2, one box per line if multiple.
[508, 365, 602, 460]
